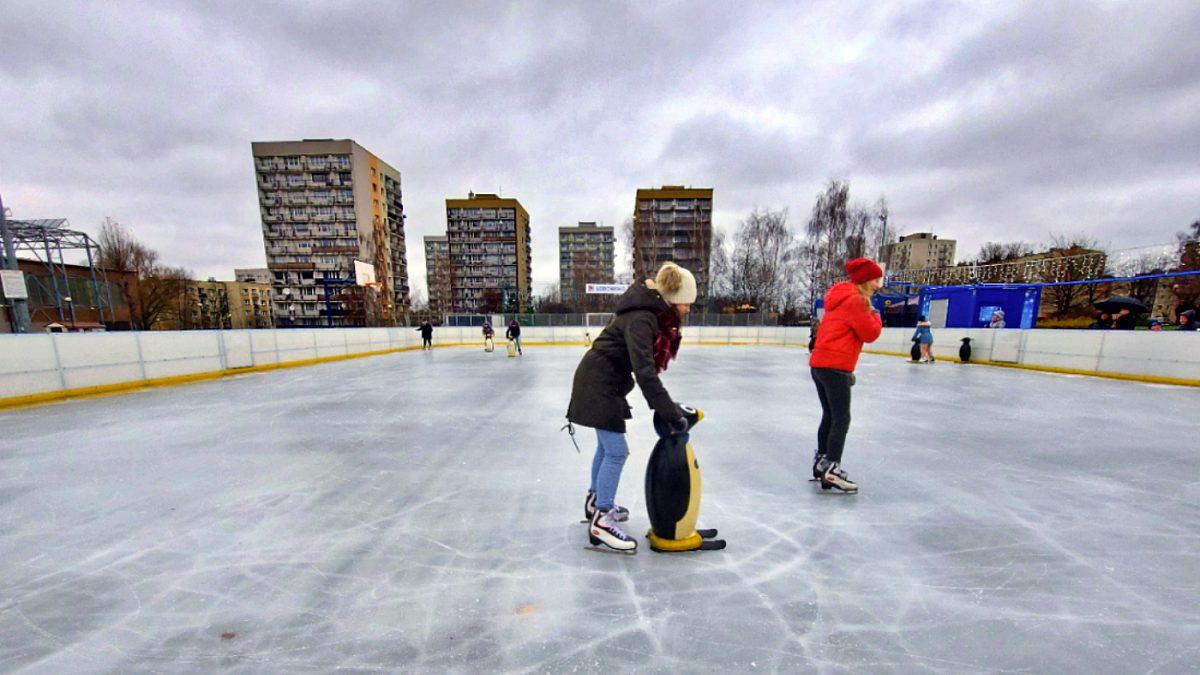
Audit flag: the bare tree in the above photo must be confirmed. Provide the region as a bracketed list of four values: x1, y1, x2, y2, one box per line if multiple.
[1040, 234, 1107, 317]
[976, 241, 1035, 264]
[805, 179, 851, 297]
[1171, 219, 1200, 315]
[724, 207, 802, 313]
[873, 196, 890, 260]
[96, 218, 191, 329]
[708, 227, 730, 300]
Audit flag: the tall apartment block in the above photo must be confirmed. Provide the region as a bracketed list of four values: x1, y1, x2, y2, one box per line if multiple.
[252, 139, 409, 327]
[559, 222, 614, 304]
[880, 233, 957, 272]
[423, 235, 450, 317]
[633, 186, 713, 299]
[445, 193, 531, 313]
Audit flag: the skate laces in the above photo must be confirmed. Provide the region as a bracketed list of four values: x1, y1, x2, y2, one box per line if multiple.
[828, 463, 851, 480]
[600, 512, 631, 540]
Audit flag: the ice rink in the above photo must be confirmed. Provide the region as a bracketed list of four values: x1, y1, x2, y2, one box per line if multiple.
[2, 345, 1198, 672]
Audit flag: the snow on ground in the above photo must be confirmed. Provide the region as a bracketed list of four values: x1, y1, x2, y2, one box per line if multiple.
[1, 346, 1198, 672]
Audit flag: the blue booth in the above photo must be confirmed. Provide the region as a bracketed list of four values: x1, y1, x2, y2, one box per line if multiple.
[917, 285, 1042, 329]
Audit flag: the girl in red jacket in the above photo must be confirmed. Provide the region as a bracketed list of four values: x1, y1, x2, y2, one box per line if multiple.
[809, 258, 884, 493]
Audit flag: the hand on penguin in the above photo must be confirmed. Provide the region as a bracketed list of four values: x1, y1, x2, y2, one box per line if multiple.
[667, 415, 690, 436]
[654, 404, 702, 438]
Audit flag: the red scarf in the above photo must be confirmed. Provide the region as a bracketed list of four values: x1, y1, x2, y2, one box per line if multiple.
[654, 309, 682, 373]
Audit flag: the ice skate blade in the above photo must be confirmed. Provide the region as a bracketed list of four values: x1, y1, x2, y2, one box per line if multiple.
[586, 543, 636, 555]
[819, 483, 858, 494]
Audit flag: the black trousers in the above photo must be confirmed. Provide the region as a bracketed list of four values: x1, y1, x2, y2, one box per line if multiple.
[811, 367, 854, 464]
[422, 337, 432, 348]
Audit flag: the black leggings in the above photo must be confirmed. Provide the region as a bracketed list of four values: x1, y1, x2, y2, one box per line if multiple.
[811, 367, 854, 464]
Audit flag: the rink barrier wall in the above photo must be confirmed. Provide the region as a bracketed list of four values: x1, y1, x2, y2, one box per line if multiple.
[1, 326, 1197, 409]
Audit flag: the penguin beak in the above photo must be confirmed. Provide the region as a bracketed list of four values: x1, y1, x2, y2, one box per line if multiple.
[695, 409, 705, 423]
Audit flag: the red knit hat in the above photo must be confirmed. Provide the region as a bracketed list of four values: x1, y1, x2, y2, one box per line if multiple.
[845, 258, 884, 284]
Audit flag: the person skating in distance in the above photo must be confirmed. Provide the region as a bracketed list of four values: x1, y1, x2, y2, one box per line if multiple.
[808, 258, 884, 494]
[566, 262, 696, 552]
[417, 320, 434, 350]
[482, 322, 495, 351]
[506, 319, 522, 355]
[913, 315, 934, 363]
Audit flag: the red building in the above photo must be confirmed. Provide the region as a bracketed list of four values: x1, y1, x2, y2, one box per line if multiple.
[0, 259, 141, 332]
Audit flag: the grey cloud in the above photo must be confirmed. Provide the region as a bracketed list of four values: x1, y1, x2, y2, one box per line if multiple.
[658, 112, 828, 190]
[2, 0, 1197, 291]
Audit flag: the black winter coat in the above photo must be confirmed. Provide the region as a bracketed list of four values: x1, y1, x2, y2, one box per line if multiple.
[417, 324, 433, 338]
[566, 281, 683, 433]
[506, 324, 521, 339]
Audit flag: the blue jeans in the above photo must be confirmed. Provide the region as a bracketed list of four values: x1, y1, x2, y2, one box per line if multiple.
[589, 429, 629, 511]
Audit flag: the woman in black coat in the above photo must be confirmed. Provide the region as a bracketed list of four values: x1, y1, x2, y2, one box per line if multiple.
[567, 262, 696, 552]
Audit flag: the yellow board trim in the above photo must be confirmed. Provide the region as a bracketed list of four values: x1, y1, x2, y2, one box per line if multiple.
[4, 338, 1196, 411]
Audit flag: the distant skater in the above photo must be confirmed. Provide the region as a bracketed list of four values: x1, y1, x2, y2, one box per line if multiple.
[506, 319, 523, 355]
[913, 316, 934, 363]
[417, 321, 433, 350]
[566, 262, 696, 552]
[808, 258, 883, 494]
[483, 322, 495, 351]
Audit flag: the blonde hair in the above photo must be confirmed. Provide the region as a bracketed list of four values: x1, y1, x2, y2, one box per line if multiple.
[856, 281, 877, 310]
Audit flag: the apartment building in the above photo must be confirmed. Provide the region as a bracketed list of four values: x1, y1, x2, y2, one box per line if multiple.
[881, 233, 957, 272]
[423, 235, 451, 317]
[234, 268, 272, 285]
[559, 222, 614, 304]
[444, 193, 531, 313]
[180, 279, 273, 330]
[251, 139, 409, 327]
[633, 186, 713, 299]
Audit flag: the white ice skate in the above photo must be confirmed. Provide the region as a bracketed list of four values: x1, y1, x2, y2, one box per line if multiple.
[589, 509, 637, 552]
[818, 460, 858, 493]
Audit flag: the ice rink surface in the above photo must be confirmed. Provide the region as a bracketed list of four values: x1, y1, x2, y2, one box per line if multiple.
[2, 345, 1199, 672]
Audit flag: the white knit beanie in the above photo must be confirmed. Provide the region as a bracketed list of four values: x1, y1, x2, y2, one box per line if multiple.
[654, 262, 697, 305]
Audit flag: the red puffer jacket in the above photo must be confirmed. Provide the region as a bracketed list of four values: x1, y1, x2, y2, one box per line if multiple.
[809, 281, 882, 372]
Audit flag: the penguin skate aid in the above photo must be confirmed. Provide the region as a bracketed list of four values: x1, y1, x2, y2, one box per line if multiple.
[645, 405, 726, 552]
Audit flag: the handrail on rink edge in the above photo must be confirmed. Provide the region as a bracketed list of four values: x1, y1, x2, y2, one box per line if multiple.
[0, 327, 1197, 410]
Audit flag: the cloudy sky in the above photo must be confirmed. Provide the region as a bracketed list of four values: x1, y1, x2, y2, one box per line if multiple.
[3, 1, 1198, 296]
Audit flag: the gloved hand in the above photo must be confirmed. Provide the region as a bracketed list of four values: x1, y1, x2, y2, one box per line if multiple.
[653, 404, 698, 438]
[667, 415, 690, 436]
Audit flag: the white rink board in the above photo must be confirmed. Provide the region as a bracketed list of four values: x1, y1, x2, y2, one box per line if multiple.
[2, 326, 1199, 402]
